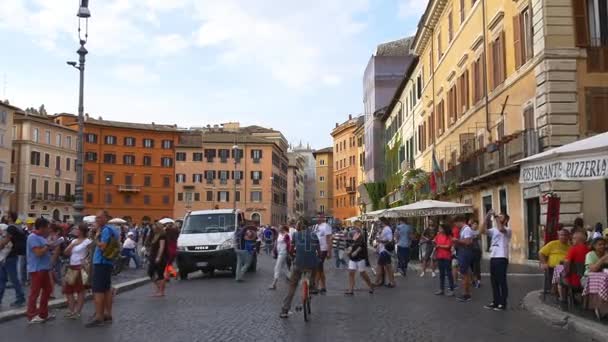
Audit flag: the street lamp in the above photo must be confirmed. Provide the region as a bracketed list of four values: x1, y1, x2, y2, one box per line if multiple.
[68, 0, 91, 224]
[232, 144, 239, 211]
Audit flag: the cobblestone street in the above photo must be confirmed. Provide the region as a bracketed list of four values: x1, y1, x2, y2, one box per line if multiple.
[0, 254, 594, 342]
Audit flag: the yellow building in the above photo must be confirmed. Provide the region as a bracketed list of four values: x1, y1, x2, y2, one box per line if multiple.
[312, 147, 334, 217]
[0, 102, 16, 216]
[382, 0, 608, 263]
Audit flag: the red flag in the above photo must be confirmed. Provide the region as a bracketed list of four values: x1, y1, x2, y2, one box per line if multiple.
[430, 150, 442, 193]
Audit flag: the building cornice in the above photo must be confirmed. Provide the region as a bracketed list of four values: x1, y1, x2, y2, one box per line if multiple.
[411, 0, 448, 55]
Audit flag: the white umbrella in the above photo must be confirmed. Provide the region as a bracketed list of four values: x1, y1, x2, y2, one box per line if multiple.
[383, 200, 473, 218]
[158, 218, 175, 225]
[109, 218, 127, 225]
[83, 215, 96, 224]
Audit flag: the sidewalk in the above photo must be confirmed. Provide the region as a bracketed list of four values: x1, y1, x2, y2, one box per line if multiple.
[0, 268, 149, 323]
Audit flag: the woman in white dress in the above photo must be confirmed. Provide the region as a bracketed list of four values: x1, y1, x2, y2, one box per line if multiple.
[269, 226, 291, 290]
[63, 224, 92, 319]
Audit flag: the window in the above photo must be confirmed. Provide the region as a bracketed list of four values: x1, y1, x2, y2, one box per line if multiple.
[580, 0, 608, 48]
[124, 137, 136, 146]
[514, 6, 534, 69]
[163, 176, 170, 187]
[0, 110, 6, 125]
[54, 182, 60, 197]
[235, 191, 241, 202]
[319, 176, 325, 182]
[232, 148, 243, 160]
[104, 135, 117, 145]
[490, 32, 506, 90]
[125, 174, 133, 186]
[85, 133, 97, 143]
[219, 170, 229, 184]
[176, 152, 187, 161]
[205, 170, 216, 184]
[218, 191, 230, 202]
[55, 156, 60, 170]
[125, 195, 132, 205]
[66, 136, 72, 149]
[177, 193, 184, 201]
[176, 174, 186, 183]
[586, 88, 608, 134]
[320, 205, 325, 213]
[144, 175, 152, 187]
[458, 70, 470, 116]
[437, 31, 443, 60]
[30, 151, 41, 166]
[162, 140, 173, 149]
[447, 86, 457, 126]
[219, 149, 230, 163]
[251, 171, 262, 185]
[144, 195, 150, 205]
[86, 193, 93, 203]
[320, 190, 325, 198]
[105, 193, 112, 204]
[193, 174, 203, 183]
[472, 57, 484, 103]
[143, 156, 152, 166]
[162, 195, 170, 205]
[66, 158, 71, 171]
[44, 153, 50, 168]
[45, 131, 51, 144]
[33, 128, 39, 143]
[251, 149, 263, 162]
[193, 152, 203, 161]
[30, 179, 37, 196]
[319, 159, 325, 166]
[161, 157, 173, 167]
[103, 154, 116, 164]
[233, 171, 244, 183]
[251, 191, 262, 202]
[204, 149, 216, 162]
[85, 152, 98, 162]
[206, 191, 213, 201]
[448, 11, 454, 42]
[104, 174, 113, 185]
[194, 193, 201, 201]
[85, 173, 94, 185]
[123, 155, 135, 165]
[56, 134, 62, 147]
[143, 139, 154, 148]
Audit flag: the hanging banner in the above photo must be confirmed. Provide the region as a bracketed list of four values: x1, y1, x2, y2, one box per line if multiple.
[520, 155, 608, 183]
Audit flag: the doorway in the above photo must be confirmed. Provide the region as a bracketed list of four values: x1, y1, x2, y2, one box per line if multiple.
[52, 209, 60, 222]
[526, 198, 541, 260]
[251, 213, 261, 225]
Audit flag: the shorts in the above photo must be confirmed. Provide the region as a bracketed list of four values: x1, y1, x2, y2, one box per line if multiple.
[421, 243, 434, 261]
[451, 258, 459, 268]
[91, 264, 113, 293]
[317, 251, 328, 272]
[457, 249, 473, 275]
[63, 266, 87, 295]
[148, 261, 167, 281]
[348, 260, 366, 272]
[378, 251, 392, 266]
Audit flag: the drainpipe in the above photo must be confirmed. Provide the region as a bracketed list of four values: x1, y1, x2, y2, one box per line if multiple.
[482, 0, 491, 134]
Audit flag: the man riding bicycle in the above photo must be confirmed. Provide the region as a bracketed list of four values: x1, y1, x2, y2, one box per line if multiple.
[280, 222, 320, 319]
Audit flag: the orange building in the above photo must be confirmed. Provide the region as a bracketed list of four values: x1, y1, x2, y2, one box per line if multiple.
[331, 115, 364, 221]
[53, 114, 179, 222]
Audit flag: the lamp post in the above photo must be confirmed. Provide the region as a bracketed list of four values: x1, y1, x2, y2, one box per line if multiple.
[68, 1, 91, 224]
[232, 144, 239, 211]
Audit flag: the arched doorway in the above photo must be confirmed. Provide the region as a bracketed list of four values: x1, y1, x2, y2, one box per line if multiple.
[52, 209, 60, 222]
[251, 213, 261, 225]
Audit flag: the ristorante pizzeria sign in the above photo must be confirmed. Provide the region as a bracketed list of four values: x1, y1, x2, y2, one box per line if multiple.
[520, 155, 608, 183]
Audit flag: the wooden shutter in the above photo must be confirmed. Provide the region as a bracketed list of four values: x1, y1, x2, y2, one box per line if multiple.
[464, 69, 470, 110]
[513, 14, 522, 69]
[588, 91, 608, 133]
[572, 0, 589, 47]
[500, 31, 507, 85]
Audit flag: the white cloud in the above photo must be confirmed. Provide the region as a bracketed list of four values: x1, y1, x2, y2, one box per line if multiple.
[398, 0, 429, 19]
[111, 64, 160, 84]
[322, 75, 342, 86]
[152, 34, 190, 56]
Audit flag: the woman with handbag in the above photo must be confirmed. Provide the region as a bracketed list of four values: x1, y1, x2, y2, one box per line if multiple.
[62, 224, 92, 319]
[345, 228, 374, 295]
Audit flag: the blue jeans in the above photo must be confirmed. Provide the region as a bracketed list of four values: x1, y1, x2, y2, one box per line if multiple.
[0, 256, 26, 304]
[18, 255, 28, 285]
[334, 249, 346, 268]
[397, 246, 410, 274]
[437, 259, 454, 292]
[121, 248, 141, 269]
[235, 249, 253, 281]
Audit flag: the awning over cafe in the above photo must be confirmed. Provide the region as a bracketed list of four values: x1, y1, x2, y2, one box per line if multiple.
[382, 200, 473, 218]
[517, 132, 608, 184]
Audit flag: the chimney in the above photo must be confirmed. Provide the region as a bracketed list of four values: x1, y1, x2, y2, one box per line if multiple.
[98, 116, 103, 120]
[335, 123, 339, 128]
[349, 114, 352, 120]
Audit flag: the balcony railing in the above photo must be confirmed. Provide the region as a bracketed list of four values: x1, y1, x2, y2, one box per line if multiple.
[345, 186, 356, 194]
[118, 185, 141, 192]
[30, 193, 75, 203]
[0, 182, 15, 192]
[444, 130, 540, 186]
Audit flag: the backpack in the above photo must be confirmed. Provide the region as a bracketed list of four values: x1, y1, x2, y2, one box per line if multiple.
[100, 227, 121, 261]
[8, 225, 27, 256]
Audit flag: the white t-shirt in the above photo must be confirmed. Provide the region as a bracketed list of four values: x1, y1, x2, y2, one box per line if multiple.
[123, 237, 137, 250]
[316, 223, 332, 252]
[378, 225, 393, 253]
[460, 225, 474, 240]
[289, 227, 297, 241]
[488, 227, 512, 259]
[70, 239, 92, 266]
[276, 233, 289, 254]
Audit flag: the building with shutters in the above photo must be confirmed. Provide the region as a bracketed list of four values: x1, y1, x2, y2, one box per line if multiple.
[0, 102, 16, 217]
[11, 111, 76, 221]
[173, 123, 289, 226]
[378, 0, 608, 263]
[53, 114, 179, 223]
[313, 147, 334, 217]
[287, 152, 305, 220]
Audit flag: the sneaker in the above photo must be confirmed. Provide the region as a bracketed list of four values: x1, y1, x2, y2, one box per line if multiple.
[44, 314, 56, 322]
[84, 319, 105, 328]
[70, 313, 82, 320]
[484, 303, 497, 310]
[431, 272, 437, 278]
[419, 272, 425, 278]
[29, 316, 45, 324]
[64, 312, 75, 319]
[279, 311, 289, 319]
[310, 289, 319, 295]
[457, 295, 472, 302]
[434, 290, 445, 296]
[493, 305, 506, 312]
[474, 281, 481, 289]
[446, 290, 455, 297]
[319, 288, 327, 294]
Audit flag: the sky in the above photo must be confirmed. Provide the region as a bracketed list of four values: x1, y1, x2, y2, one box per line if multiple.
[0, 0, 428, 149]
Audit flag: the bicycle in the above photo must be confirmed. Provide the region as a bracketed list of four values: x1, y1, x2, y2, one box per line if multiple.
[294, 270, 312, 322]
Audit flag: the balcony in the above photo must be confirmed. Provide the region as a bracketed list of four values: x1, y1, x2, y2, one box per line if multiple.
[345, 186, 356, 194]
[118, 185, 141, 193]
[0, 182, 15, 193]
[444, 130, 541, 187]
[30, 193, 75, 203]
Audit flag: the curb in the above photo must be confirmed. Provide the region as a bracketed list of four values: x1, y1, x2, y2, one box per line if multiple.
[0, 276, 150, 324]
[522, 290, 608, 341]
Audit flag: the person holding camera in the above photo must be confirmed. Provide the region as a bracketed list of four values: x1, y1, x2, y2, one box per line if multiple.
[373, 217, 395, 288]
[480, 210, 512, 311]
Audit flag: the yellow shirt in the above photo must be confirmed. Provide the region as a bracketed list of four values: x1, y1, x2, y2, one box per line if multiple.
[539, 240, 570, 268]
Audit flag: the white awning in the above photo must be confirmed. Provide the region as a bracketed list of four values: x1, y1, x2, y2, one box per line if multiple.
[517, 132, 608, 183]
[382, 200, 473, 218]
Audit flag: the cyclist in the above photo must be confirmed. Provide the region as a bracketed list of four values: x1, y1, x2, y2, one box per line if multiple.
[280, 221, 320, 319]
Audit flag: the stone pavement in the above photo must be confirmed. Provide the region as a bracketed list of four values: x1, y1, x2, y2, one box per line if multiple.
[0, 253, 596, 342]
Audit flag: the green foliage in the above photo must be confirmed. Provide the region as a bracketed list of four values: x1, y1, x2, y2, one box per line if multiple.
[400, 168, 431, 204]
[364, 182, 386, 211]
[385, 136, 403, 193]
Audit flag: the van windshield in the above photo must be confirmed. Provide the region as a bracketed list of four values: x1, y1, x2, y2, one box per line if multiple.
[181, 214, 236, 234]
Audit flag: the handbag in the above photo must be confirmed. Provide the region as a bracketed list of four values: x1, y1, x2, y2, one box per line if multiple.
[64, 267, 79, 286]
[385, 240, 395, 253]
[81, 268, 89, 286]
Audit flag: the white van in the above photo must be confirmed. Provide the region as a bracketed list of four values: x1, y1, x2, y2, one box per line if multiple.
[176, 209, 257, 279]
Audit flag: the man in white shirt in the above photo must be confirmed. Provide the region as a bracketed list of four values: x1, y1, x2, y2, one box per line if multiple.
[314, 216, 332, 293]
[121, 232, 140, 269]
[373, 218, 396, 288]
[480, 211, 512, 311]
[454, 216, 474, 302]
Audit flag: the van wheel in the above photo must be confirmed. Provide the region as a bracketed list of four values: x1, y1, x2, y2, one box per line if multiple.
[203, 269, 215, 277]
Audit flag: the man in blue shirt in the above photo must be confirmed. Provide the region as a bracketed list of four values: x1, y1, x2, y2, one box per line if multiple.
[86, 211, 119, 328]
[395, 218, 414, 276]
[25, 217, 53, 324]
[280, 223, 320, 318]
